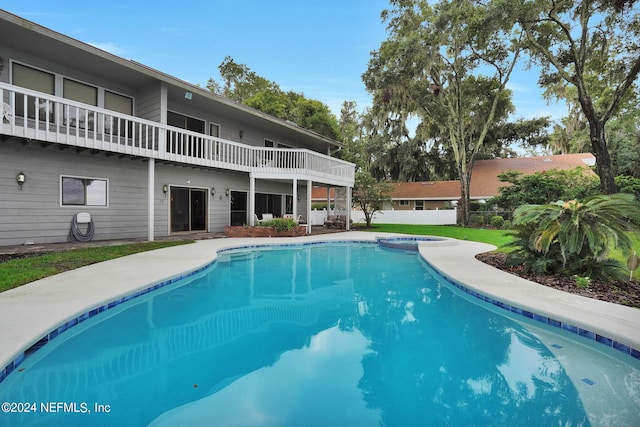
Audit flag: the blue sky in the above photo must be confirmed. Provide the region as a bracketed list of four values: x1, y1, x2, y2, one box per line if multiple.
[3, 0, 564, 121]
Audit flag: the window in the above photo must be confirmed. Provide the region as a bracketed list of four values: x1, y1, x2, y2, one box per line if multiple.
[415, 200, 424, 210]
[61, 176, 108, 206]
[265, 139, 291, 148]
[63, 78, 98, 130]
[167, 111, 206, 156]
[12, 63, 55, 122]
[105, 90, 134, 136]
[399, 200, 409, 206]
[209, 123, 220, 138]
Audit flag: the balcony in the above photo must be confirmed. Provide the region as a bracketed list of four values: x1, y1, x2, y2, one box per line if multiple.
[0, 82, 354, 187]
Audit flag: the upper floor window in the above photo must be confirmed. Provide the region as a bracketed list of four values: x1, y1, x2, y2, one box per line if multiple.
[168, 111, 205, 133]
[12, 63, 55, 121]
[209, 123, 220, 138]
[63, 78, 98, 130]
[105, 91, 133, 115]
[61, 176, 108, 207]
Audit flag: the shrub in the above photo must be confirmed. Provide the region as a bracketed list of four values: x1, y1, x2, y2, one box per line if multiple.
[261, 218, 297, 231]
[470, 214, 486, 227]
[490, 215, 505, 228]
[573, 275, 591, 289]
[505, 193, 640, 281]
[501, 220, 512, 230]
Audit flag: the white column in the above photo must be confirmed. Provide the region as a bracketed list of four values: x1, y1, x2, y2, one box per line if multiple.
[326, 187, 331, 214]
[307, 180, 312, 234]
[147, 158, 155, 241]
[292, 178, 298, 218]
[249, 175, 256, 225]
[345, 185, 352, 231]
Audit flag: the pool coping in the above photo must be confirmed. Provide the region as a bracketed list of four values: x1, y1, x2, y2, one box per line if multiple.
[1, 232, 639, 384]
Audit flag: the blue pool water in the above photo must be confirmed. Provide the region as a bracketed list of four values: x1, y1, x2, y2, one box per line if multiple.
[1, 242, 639, 426]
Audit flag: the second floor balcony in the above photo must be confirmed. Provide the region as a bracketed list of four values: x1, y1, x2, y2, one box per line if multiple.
[0, 82, 354, 187]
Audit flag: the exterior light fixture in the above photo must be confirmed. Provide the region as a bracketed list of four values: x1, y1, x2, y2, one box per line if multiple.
[225, 188, 230, 197]
[162, 184, 168, 194]
[16, 171, 25, 190]
[211, 187, 216, 196]
[239, 130, 244, 138]
[184, 91, 193, 100]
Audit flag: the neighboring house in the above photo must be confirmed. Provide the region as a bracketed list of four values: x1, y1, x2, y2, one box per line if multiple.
[0, 10, 354, 247]
[387, 153, 596, 210]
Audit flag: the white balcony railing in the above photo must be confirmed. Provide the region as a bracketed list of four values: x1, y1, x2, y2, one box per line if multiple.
[0, 83, 354, 186]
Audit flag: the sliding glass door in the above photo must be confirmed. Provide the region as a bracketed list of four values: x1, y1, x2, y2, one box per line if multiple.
[170, 187, 207, 232]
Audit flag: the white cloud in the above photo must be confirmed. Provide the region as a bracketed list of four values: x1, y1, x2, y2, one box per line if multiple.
[87, 41, 124, 56]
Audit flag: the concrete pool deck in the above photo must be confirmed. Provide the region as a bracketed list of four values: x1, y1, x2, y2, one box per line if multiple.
[1, 231, 639, 376]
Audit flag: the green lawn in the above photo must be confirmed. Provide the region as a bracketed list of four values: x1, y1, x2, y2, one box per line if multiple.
[357, 223, 513, 249]
[360, 223, 640, 280]
[0, 241, 193, 293]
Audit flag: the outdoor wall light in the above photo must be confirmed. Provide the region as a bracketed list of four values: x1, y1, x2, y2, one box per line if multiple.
[225, 188, 230, 197]
[16, 171, 25, 190]
[211, 187, 216, 196]
[162, 184, 168, 194]
[239, 130, 244, 139]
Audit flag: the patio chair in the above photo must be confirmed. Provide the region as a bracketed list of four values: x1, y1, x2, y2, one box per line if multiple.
[334, 215, 346, 229]
[253, 214, 264, 225]
[262, 213, 274, 221]
[324, 215, 336, 228]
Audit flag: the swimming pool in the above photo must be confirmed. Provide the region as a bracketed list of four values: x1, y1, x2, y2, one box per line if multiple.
[0, 241, 638, 426]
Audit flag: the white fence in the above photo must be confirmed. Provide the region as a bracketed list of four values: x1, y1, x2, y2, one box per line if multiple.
[309, 209, 457, 226]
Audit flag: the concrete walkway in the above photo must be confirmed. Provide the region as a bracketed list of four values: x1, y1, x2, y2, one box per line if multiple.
[1, 232, 639, 376]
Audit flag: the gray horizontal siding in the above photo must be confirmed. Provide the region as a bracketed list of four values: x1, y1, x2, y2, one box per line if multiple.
[1, 138, 309, 246]
[0, 139, 149, 245]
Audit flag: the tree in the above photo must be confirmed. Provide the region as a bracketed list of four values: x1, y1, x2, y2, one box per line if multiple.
[352, 171, 392, 228]
[507, 0, 640, 194]
[207, 56, 279, 102]
[363, 0, 522, 225]
[490, 168, 599, 211]
[506, 193, 640, 281]
[206, 57, 340, 139]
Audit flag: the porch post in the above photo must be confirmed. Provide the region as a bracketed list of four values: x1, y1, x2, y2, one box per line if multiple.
[147, 158, 155, 241]
[292, 178, 298, 218]
[307, 180, 312, 234]
[249, 175, 256, 226]
[326, 187, 331, 214]
[345, 185, 352, 231]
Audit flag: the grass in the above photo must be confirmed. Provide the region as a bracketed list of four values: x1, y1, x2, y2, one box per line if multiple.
[361, 223, 640, 281]
[357, 223, 513, 249]
[0, 241, 193, 293]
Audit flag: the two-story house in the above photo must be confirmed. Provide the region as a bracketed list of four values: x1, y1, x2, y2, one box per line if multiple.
[0, 10, 354, 247]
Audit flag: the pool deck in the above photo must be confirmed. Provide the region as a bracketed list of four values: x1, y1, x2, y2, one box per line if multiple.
[1, 232, 639, 375]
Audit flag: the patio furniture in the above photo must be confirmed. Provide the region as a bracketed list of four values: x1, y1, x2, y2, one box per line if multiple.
[333, 215, 346, 229]
[324, 215, 336, 228]
[261, 213, 274, 221]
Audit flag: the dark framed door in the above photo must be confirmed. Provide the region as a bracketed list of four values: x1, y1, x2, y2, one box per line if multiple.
[230, 191, 247, 226]
[170, 187, 207, 232]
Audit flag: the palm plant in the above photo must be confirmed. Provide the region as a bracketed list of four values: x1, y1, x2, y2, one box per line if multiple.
[506, 193, 640, 281]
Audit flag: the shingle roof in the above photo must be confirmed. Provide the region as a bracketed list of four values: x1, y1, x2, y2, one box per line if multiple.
[389, 153, 596, 200]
